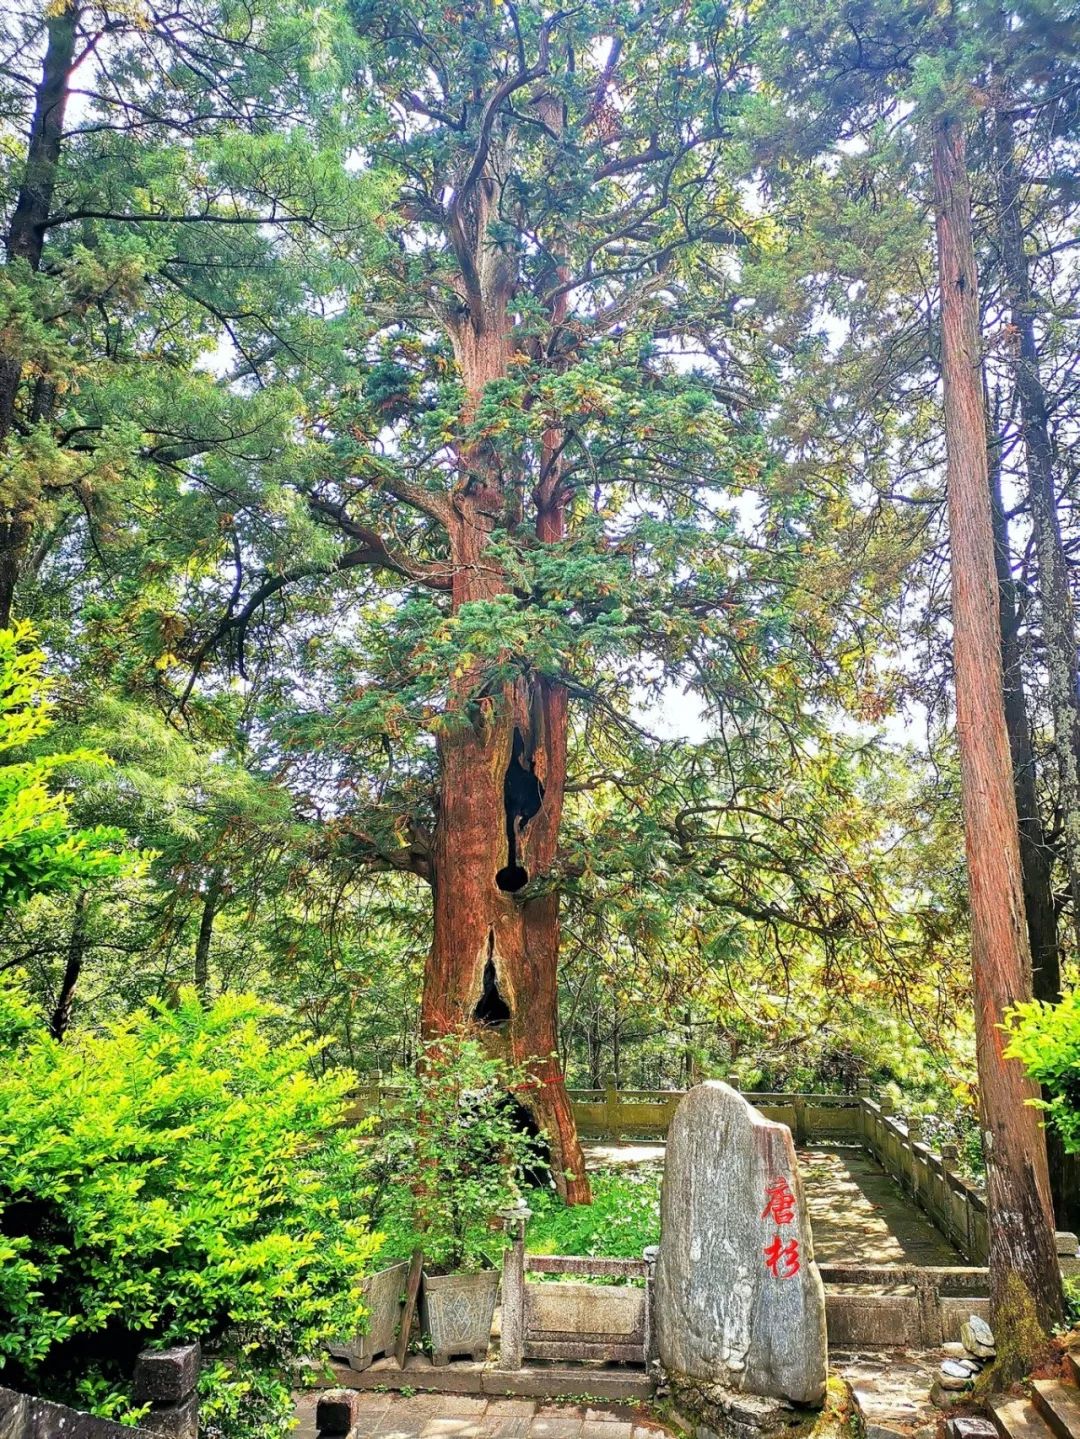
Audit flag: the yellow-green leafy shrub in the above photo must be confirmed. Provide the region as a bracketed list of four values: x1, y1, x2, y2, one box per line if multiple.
[1003, 991, 1080, 1153]
[0, 981, 381, 1439]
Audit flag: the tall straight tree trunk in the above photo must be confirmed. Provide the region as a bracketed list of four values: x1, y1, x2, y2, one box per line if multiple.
[0, 1, 79, 624]
[932, 111, 1063, 1365]
[193, 870, 223, 999]
[989, 407, 1075, 1227]
[420, 194, 590, 1202]
[995, 102, 1080, 955]
[988, 417, 1061, 1004]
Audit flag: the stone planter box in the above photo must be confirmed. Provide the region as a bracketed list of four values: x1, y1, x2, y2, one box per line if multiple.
[421, 1269, 500, 1366]
[328, 1260, 409, 1371]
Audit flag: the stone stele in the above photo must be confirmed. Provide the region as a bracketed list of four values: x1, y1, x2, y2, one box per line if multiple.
[655, 1081, 827, 1407]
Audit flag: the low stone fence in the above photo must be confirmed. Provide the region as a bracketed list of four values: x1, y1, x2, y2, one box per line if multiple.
[499, 1212, 655, 1370]
[348, 1080, 866, 1145]
[857, 1099, 990, 1262]
[818, 1263, 990, 1348]
[567, 1088, 865, 1144]
[0, 1345, 199, 1439]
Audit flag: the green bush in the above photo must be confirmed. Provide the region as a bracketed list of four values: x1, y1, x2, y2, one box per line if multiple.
[368, 1033, 541, 1273]
[1003, 990, 1080, 1153]
[0, 980, 381, 1439]
[0, 623, 133, 909]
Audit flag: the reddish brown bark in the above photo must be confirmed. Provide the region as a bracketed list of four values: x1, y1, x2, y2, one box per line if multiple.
[420, 159, 590, 1202]
[932, 113, 1063, 1360]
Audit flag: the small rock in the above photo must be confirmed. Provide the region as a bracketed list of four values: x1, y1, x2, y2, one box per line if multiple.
[940, 1361, 974, 1387]
[946, 1420, 998, 1439]
[942, 1342, 967, 1359]
[962, 1315, 994, 1352]
[932, 1382, 972, 1408]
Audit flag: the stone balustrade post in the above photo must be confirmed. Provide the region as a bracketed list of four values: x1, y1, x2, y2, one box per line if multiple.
[604, 1085, 619, 1138]
[643, 1246, 658, 1367]
[317, 1390, 361, 1438]
[133, 1344, 200, 1439]
[499, 1202, 531, 1371]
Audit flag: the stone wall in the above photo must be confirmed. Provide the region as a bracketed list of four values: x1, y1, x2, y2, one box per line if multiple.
[0, 1345, 199, 1439]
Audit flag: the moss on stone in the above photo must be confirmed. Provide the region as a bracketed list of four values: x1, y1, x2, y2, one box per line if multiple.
[976, 1272, 1056, 1389]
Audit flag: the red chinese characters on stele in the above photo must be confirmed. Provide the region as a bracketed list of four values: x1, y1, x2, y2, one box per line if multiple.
[761, 1175, 801, 1278]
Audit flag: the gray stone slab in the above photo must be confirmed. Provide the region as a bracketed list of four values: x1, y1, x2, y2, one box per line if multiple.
[655, 1082, 827, 1407]
[580, 1422, 633, 1439]
[529, 1418, 584, 1439]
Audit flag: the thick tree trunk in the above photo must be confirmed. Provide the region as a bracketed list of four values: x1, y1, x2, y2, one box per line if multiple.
[421, 231, 590, 1202]
[995, 103, 1080, 957]
[424, 673, 589, 1202]
[932, 114, 1063, 1365]
[0, 1, 79, 625]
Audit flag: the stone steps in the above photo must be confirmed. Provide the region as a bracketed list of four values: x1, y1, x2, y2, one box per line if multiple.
[990, 1376, 1080, 1439]
[991, 1398, 1057, 1439]
[1032, 1381, 1080, 1439]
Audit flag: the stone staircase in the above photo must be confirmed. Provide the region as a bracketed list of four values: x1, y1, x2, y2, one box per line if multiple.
[988, 1354, 1080, 1439]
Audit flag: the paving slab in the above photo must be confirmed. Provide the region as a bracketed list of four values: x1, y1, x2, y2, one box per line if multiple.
[833, 1348, 942, 1435]
[799, 1148, 964, 1267]
[293, 1387, 667, 1439]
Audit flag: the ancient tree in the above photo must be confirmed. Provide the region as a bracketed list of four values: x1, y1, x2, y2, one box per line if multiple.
[280, 0, 761, 1198]
[932, 110, 1063, 1357]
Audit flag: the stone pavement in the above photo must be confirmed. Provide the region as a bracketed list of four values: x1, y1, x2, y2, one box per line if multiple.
[293, 1391, 672, 1439]
[797, 1149, 962, 1267]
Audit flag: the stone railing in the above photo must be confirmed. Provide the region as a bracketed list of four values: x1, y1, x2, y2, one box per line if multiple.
[498, 1208, 655, 1370]
[0, 1344, 199, 1439]
[347, 1078, 865, 1144]
[857, 1098, 990, 1262]
[568, 1087, 863, 1143]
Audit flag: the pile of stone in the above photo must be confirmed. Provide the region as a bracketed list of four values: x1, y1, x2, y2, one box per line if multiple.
[931, 1316, 995, 1406]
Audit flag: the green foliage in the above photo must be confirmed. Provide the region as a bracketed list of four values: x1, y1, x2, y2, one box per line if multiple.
[0, 980, 381, 1439]
[526, 1169, 661, 1266]
[368, 1034, 540, 1274]
[1003, 993, 1080, 1153]
[0, 623, 131, 909]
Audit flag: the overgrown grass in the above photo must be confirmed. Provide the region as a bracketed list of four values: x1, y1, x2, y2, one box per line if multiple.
[524, 1166, 661, 1260]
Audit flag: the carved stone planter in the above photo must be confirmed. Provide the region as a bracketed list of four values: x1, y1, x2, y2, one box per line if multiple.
[328, 1260, 409, 1371]
[421, 1269, 500, 1366]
